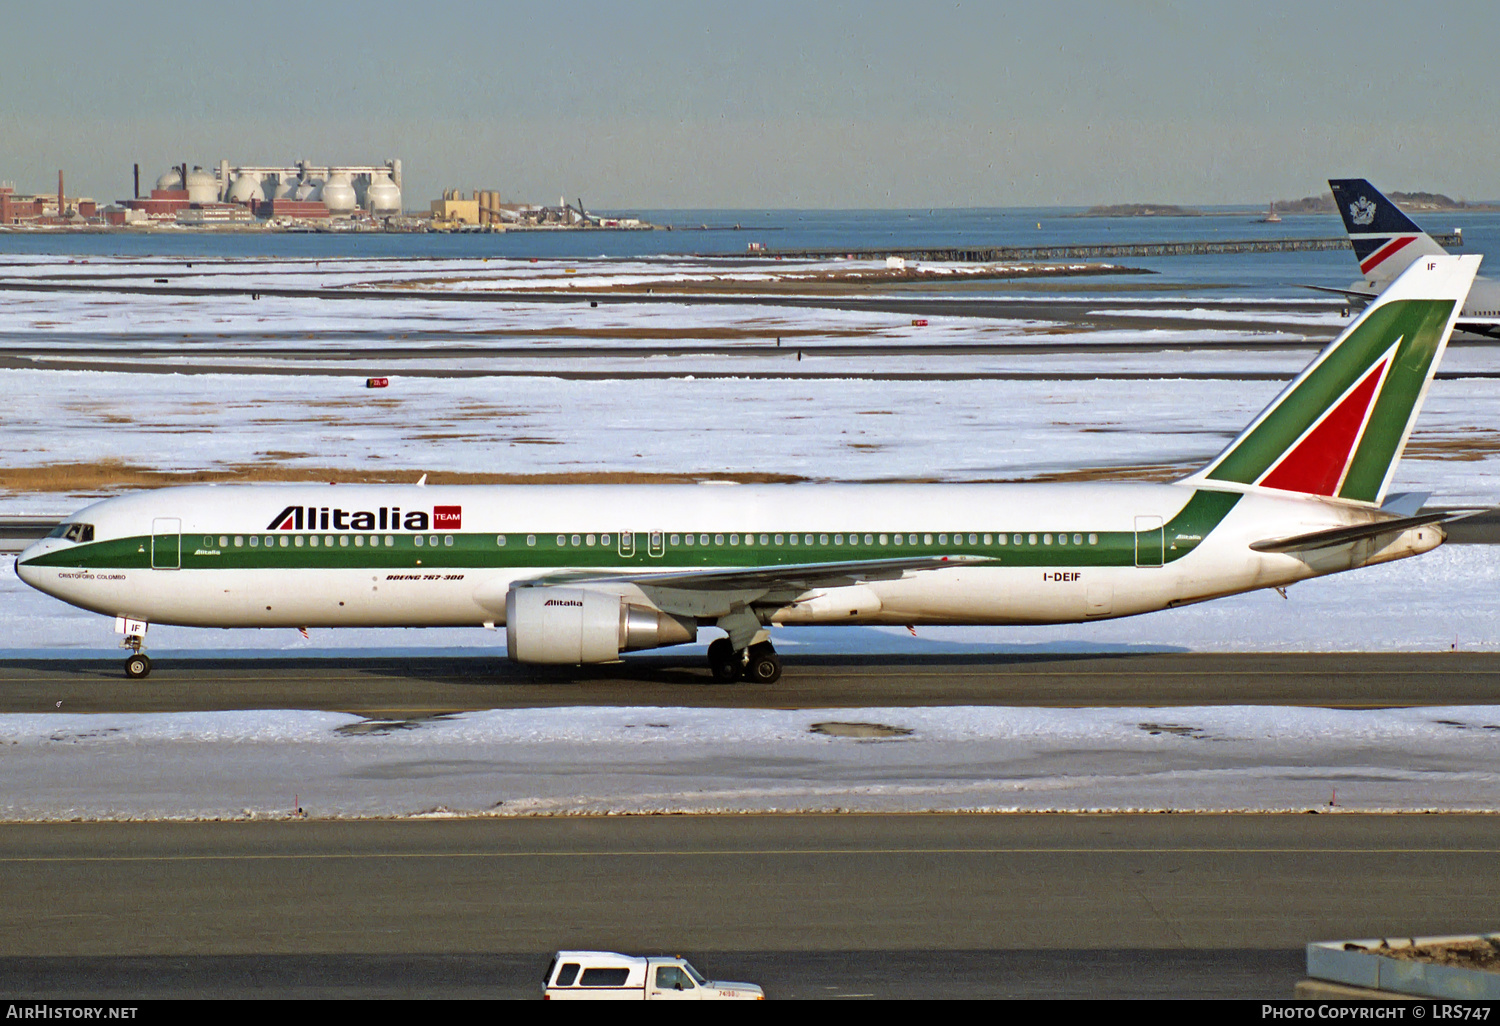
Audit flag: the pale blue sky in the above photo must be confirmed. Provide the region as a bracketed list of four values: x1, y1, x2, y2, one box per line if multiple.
[3, 0, 1497, 208]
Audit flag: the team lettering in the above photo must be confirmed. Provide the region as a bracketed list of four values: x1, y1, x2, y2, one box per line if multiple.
[266, 505, 462, 532]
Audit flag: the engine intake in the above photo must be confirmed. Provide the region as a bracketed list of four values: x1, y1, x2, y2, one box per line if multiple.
[505, 587, 697, 664]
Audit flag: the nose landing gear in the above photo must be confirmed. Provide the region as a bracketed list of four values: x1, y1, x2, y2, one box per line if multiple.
[706, 637, 782, 683]
[113, 617, 152, 679]
[122, 632, 151, 679]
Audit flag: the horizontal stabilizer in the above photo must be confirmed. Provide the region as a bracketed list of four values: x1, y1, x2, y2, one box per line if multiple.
[1380, 491, 1430, 517]
[1249, 512, 1451, 554]
[1301, 283, 1377, 300]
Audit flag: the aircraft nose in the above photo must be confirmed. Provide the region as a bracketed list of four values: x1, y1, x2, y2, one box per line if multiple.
[15, 539, 57, 590]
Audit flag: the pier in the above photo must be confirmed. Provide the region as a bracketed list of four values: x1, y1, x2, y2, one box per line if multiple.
[759, 233, 1464, 262]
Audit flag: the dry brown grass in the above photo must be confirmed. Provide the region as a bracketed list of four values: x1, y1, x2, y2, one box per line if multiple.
[1405, 432, 1500, 462]
[0, 460, 809, 493]
[476, 326, 877, 340]
[1016, 463, 1193, 484]
[376, 263, 1131, 299]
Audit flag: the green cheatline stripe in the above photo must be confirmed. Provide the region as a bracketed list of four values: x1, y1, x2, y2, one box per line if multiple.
[23, 491, 1241, 573]
[1206, 298, 1453, 501]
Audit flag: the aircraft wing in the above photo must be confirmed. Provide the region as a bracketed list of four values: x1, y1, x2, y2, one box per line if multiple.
[524, 554, 993, 593]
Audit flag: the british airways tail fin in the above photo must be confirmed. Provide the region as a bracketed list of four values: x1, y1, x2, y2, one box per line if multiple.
[1329, 178, 1448, 287]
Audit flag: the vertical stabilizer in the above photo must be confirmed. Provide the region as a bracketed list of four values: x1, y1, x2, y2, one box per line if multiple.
[1185, 254, 1480, 506]
[1329, 178, 1448, 286]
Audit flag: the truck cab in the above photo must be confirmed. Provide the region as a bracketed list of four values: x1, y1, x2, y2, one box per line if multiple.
[543, 951, 764, 1000]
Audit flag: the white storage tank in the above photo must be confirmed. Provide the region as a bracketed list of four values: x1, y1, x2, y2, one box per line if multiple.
[184, 166, 219, 203]
[293, 177, 324, 202]
[365, 171, 401, 215]
[226, 173, 264, 204]
[269, 174, 296, 199]
[321, 172, 357, 213]
[155, 169, 184, 191]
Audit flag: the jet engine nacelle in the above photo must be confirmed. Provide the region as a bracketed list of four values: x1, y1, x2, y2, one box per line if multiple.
[505, 586, 697, 664]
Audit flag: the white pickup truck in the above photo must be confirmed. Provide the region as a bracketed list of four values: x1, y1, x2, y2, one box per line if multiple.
[542, 951, 764, 1000]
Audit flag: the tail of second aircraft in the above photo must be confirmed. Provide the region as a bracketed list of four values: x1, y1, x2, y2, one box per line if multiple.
[1185, 254, 1480, 507]
[1330, 178, 1448, 287]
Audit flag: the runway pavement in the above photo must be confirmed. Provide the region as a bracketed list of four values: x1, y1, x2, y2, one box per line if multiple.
[4, 651, 1500, 714]
[0, 814, 1493, 998]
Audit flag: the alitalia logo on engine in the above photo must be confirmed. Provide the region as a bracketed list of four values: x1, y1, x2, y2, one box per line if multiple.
[267, 505, 462, 531]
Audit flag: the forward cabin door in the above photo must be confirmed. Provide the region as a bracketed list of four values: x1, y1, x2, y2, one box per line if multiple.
[1134, 516, 1164, 568]
[618, 530, 636, 558]
[151, 517, 181, 570]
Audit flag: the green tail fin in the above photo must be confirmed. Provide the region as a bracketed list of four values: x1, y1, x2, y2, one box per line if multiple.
[1187, 254, 1480, 505]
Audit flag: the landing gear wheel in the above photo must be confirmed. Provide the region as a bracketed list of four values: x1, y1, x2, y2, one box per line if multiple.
[125, 654, 151, 679]
[707, 637, 741, 681]
[746, 641, 782, 684]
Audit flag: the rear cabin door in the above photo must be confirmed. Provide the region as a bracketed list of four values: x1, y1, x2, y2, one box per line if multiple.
[1134, 516, 1164, 568]
[151, 517, 181, 570]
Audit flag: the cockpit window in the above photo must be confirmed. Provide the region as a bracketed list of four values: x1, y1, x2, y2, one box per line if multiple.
[48, 523, 94, 543]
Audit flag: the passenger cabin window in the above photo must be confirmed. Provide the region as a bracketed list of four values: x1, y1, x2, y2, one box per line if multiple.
[579, 967, 631, 987]
[655, 966, 695, 990]
[555, 963, 581, 987]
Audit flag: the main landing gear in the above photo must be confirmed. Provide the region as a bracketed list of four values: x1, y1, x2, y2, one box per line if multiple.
[707, 637, 782, 684]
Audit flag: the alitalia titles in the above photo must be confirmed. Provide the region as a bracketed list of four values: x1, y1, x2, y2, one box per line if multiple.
[266, 505, 462, 532]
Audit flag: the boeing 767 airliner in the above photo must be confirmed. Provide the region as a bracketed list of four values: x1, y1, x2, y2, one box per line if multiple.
[17, 255, 1481, 682]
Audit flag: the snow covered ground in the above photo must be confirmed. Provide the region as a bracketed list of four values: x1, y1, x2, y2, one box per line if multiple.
[4, 255, 1499, 821]
[5, 364, 1499, 516]
[0, 254, 1349, 346]
[2, 703, 1497, 819]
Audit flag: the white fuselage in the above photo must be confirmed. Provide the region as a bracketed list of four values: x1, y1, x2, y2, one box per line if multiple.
[15, 481, 1441, 633]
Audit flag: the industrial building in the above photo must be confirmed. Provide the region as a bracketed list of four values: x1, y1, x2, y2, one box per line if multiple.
[430, 189, 647, 230]
[0, 173, 98, 226]
[119, 159, 404, 225]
